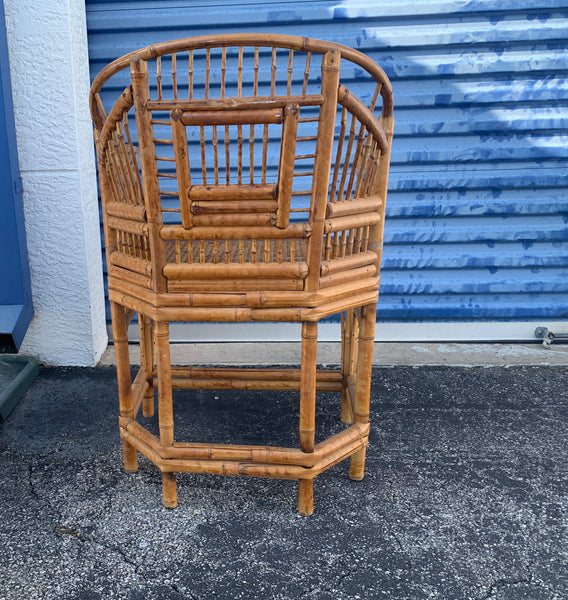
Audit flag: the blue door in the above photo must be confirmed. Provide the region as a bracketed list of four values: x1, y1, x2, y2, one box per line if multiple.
[0, 3, 33, 350]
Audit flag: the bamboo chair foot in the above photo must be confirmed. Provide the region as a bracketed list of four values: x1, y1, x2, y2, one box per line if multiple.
[122, 440, 138, 472]
[298, 479, 314, 515]
[142, 391, 155, 417]
[348, 447, 367, 481]
[162, 472, 178, 508]
[340, 397, 354, 424]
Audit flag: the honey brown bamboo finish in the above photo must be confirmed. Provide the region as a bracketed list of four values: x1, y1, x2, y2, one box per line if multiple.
[91, 34, 393, 514]
[119, 417, 369, 467]
[138, 315, 155, 418]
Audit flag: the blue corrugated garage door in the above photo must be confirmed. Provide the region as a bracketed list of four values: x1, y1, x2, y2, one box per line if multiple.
[85, 0, 568, 339]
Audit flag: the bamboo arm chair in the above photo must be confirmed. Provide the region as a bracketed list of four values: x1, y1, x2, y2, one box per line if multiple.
[90, 34, 393, 515]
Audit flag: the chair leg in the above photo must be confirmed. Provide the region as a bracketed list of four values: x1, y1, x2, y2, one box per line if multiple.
[139, 315, 155, 417]
[162, 472, 178, 509]
[155, 321, 177, 508]
[298, 321, 318, 515]
[298, 479, 314, 516]
[110, 301, 138, 473]
[349, 303, 376, 481]
[340, 309, 359, 424]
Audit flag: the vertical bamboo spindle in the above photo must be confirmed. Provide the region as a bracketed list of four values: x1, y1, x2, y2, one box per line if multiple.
[221, 48, 231, 185]
[369, 116, 394, 268]
[171, 53, 178, 100]
[286, 50, 294, 96]
[251, 47, 259, 184]
[329, 106, 348, 204]
[115, 121, 137, 206]
[155, 320, 177, 508]
[122, 113, 143, 203]
[305, 50, 340, 291]
[188, 50, 194, 99]
[337, 112, 358, 203]
[110, 301, 138, 472]
[349, 303, 377, 481]
[302, 52, 311, 95]
[156, 56, 162, 100]
[299, 321, 318, 515]
[139, 315, 155, 418]
[340, 309, 358, 424]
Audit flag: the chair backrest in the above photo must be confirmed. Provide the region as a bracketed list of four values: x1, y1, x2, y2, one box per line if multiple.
[90, 34, 393, 299]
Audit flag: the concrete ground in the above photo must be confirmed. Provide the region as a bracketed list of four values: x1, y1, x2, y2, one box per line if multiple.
[1, 343, 567, 599]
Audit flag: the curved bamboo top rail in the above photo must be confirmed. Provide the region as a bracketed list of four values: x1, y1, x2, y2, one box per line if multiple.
[89, 33, 393, 131]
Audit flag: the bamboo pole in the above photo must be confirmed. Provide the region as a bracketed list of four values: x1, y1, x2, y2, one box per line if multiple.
[130, 57, 167, 292]
[325, 197, 382, 218]
[168, 376, 341, 392]
[154, 321, 176, 506]
[163, 261, 308, 280]
[323, 212, 380, 235]
[329, 106, 348, 203]
[110, 301, 138, 472]
[189, 183, 276, 201]
[160, 222, 311, 240]
[340, 310, 358, 423]
[181, 108, 283, 126]
[298, 321, 318, 515]
[109, 252, 152, 276]
[107, 216, 149, 237]
[170, 109, 192, 228]
[166, 279, 304, 293]
[162, 472, 178, 509]
[349, 303, 376, 481]
[106, 202, 147, 221]
[169, 366, 342, 382]
[108, 265, 153, 289]
[190, 213, 276, 227]
[305, 50, 340, 291]
[120, 419, 369, 466]
[319, 265, 378, 289]
[139, 315, 155, 417]
[155, 321, 174, 446]
[191, 200, 277, 214]
[320, 251, 377, 276]
[236, 435, 367, 479]
[337, 85, 388, 153]
[276, 104, 299, 228]
[120, 420, 366, 481]
[107, 285, 379, 323]
[130, 368, 150, 420]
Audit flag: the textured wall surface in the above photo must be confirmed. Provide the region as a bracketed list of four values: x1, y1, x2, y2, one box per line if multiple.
[4, 0, 107, 365]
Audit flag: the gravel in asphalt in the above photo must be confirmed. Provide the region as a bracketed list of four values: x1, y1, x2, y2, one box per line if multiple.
[1, 365, 566, 599]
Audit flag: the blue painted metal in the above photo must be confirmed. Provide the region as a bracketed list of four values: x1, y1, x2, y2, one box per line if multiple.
[85, 0, 568, 323]
[0, 4, 33, 349]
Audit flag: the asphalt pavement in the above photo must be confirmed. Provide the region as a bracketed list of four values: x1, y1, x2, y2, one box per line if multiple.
[1, 353, 566, 599]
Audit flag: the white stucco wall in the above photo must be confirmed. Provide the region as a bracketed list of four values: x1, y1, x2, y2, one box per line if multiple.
[3, 0, 107, 366]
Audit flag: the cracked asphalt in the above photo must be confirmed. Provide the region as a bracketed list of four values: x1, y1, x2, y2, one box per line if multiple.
[1, 364, 567, 599]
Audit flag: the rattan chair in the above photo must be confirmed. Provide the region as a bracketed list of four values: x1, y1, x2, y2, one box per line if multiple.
[90, 34, 393, 514]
